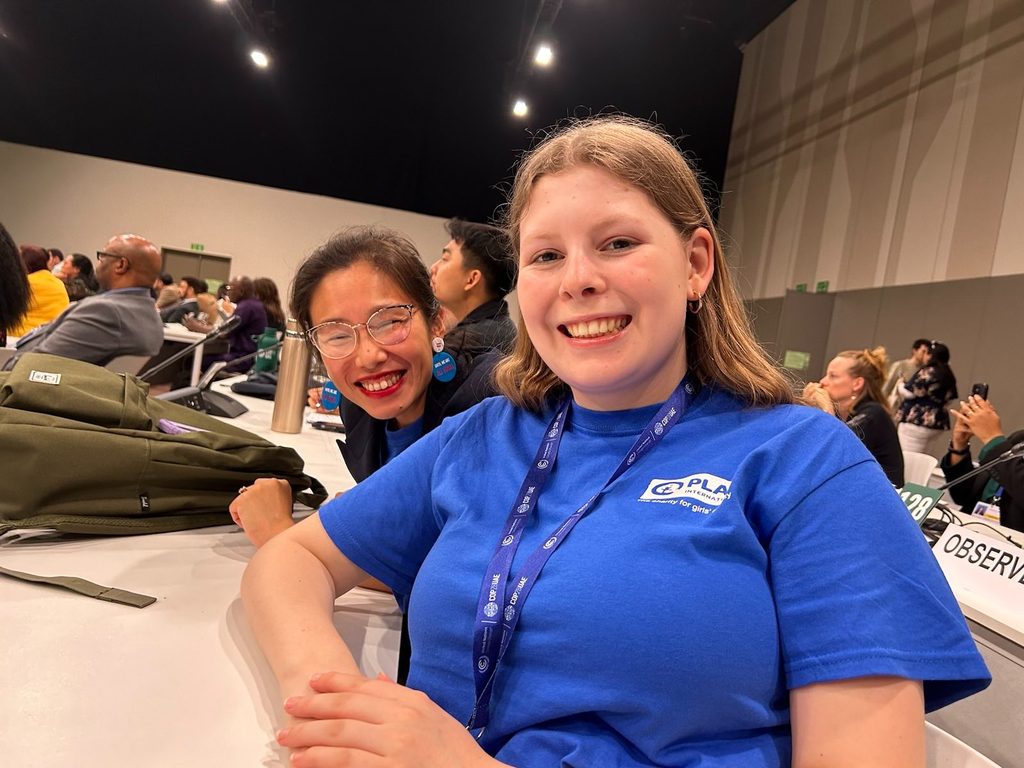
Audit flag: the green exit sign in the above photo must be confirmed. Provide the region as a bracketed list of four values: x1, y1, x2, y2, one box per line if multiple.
[190, 243, 205, 252]
[795, 283, 807, 292]
[815, 280, 829, 293]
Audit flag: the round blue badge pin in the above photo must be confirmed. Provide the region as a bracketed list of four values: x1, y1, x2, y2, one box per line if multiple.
[320, 380, 342, 411]
[432, 351, 457, 382]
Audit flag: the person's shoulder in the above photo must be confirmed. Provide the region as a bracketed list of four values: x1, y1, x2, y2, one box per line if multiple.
[692, 386, 863, 456]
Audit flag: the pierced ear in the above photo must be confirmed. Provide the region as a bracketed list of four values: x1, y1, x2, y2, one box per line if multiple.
[429, 313, 447, 339]
[686, 227, 715, 298]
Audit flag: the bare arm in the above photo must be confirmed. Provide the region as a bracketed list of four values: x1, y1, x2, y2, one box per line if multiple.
[240, 510, 369, 698]
[791, 676, 924, 768]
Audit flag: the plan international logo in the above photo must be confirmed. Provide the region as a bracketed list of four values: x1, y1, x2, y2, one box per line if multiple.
[639, 473, 732, 515]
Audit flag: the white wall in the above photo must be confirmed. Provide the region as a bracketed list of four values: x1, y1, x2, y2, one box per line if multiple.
[0, 140, 450, 297]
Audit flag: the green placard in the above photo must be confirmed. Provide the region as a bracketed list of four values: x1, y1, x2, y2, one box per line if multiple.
[783, 350, 811, 370]
[190, 243, 205, 252]
[815, 280, 829, 293]
[795, 283, 807, 292]
[898, 483, 943, 525]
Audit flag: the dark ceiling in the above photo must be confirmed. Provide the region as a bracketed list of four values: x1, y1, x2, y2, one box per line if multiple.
[0, 0, 794, 224]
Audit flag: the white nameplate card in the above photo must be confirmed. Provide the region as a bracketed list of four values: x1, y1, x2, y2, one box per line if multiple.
[933, 526, 1024, 610]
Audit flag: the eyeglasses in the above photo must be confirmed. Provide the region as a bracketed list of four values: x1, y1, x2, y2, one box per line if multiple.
[95, 250, 124, 263]
[306, 304, 417, 359]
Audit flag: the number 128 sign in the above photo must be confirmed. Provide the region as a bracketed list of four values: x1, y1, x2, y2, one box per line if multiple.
[899, 483, 944, 524]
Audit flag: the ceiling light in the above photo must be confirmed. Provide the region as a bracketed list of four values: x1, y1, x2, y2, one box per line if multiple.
[512, 99, 529, 118]
[534, 44, 554, 67]
[250, 49, 270, 68]
[212, 0, 229, 4]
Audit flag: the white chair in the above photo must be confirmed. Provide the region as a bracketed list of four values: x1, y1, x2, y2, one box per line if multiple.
[926, 721, 1002, 767]
[104, 354, 151, 376]
[903, 450, 939, 486]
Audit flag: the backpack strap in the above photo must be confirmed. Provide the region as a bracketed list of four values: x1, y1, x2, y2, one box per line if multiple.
[0, 563, 156, 608]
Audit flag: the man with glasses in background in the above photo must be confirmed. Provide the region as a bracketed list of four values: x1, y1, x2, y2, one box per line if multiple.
[3, 233, 164, 370]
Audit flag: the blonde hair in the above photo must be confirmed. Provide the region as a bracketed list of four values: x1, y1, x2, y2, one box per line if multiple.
[836, 346, 891, 414]
[493, 116, 795, 411]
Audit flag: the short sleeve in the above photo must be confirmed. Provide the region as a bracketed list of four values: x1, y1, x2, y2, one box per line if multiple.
[766, 457, 990, 710]
[318, 409, 471, 597]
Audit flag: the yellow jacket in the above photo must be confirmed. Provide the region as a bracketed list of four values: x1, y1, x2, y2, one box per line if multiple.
[10, 269, 70, 337]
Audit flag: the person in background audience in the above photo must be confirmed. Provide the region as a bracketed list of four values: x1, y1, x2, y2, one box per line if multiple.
[195, 292, 219, 325]
[942, 395, 1023, 533]
[161, 276, 208, 323]
[883, 338, 930, 409]
[9, 244, 70, 337]
[429, 218, 517, 360]
[0, 223, 31, 348]
[238, 117, 988, 767]
[3, 233, 164, 370]
[58, 252, 100, 301]
[185, 275, 267, 373]
[811, 347, 904, 486]
[154, 271, 180, 310]
[254, 277, 286, 331]
[45, 247, 64, 273]
[897, 340, 957, 454]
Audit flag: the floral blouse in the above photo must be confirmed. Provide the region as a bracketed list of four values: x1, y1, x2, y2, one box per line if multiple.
[898, 365, 957, 430]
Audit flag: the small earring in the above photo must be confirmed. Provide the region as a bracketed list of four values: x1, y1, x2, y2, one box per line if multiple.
[431, 336, 457, 382]
[687, 293, 703, 314]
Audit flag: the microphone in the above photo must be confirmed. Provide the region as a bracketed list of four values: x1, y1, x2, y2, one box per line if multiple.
[1001, 440, 1024, 457]
[937, 441, 1023, 492]
[139, 314, 244, 383]
[153, 341, 283, 419]
[206, 313, 241, 339]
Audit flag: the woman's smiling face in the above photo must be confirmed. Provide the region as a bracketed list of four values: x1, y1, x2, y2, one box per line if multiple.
[309, 261, 436, 428]
[516, 164, 713, 411]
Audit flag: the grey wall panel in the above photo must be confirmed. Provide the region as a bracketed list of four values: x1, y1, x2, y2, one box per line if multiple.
[970, 273, 1024, 433]
[746, 297, 784, 360]
[874, 282, 934, 360]
[921, 279, 990, 389]
[749, 275, 1022, 435]
[776, 290, 835, 379]
[824, 288, 884, 362]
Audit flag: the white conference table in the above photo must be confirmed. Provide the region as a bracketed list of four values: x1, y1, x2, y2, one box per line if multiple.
[0, 384, 402, 768]
[161, 323, 208, 386]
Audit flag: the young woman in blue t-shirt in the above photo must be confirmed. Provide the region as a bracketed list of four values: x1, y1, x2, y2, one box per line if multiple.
[240, 117, 988, 768]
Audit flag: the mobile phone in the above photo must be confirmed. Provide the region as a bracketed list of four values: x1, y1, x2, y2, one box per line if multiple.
[310, 420, 346, 434]
[970, 382, 989, 399]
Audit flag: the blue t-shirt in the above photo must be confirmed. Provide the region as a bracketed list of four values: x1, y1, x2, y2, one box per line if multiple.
[383, 417, 425, 464]
[320, 387, 990, 767]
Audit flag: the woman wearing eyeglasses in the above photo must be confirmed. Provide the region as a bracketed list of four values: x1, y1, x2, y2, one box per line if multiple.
[230, 226, 505, 544]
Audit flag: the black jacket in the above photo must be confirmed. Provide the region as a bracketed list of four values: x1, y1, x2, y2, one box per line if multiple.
[940, 429, 1024, 533]
[845, 399, 904, 487]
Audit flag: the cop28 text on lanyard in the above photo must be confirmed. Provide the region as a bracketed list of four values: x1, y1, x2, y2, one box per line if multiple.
[468, 377, 697, 732]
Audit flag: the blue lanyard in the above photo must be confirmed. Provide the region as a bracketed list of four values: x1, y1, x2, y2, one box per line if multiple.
[467, 377, 697, 732]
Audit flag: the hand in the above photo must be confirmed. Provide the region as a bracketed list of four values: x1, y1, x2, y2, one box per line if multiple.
[229, 478, 296, 548]
[277, 672, 503, 768]
[218, 298, 237, 317]
[949, 405, 973, 451]
[957, 395, 1004, 444]
[181, 314, 212, 334]
[307, 387, 338, 414]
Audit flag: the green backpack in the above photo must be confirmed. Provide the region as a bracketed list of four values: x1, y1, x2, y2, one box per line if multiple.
[0, 353, 328, 605]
